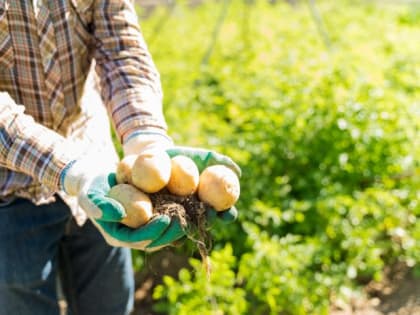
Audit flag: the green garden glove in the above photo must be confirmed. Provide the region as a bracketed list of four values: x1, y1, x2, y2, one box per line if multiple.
[60, 153, 186, 251]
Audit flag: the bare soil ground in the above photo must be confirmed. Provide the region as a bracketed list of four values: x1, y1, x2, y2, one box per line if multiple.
[133, 249, 191, 315]
[331, 264, 420, 315]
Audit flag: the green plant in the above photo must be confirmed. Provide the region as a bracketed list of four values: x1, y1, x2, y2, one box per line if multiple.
[130, 0, 420, 313]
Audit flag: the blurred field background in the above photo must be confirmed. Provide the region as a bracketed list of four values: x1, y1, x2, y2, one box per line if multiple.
[124, 0, 420, 314]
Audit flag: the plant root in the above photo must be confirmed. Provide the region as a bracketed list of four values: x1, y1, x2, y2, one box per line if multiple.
[149, 191, 212, 277]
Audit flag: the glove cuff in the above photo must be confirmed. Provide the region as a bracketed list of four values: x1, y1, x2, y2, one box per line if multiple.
[123, 130, 173, 156]
[60, 157, 93, 196]
[59, 159, 78, 194]
[60, 150, 116, 196]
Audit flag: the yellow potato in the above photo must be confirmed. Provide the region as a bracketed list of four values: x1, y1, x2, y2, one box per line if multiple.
[198, 165, 240, 211]
[131, 149, 171, 193]
[167, 155, 199, 196]
[108, 184, 153, 228]
[116, 155, 137, 184]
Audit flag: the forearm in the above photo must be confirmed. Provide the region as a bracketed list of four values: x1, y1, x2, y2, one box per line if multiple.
[93, 0, 167, 143]
[0, 93, 77, 190]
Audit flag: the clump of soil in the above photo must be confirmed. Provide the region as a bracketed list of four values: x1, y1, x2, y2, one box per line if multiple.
[149, 191, 212, 276]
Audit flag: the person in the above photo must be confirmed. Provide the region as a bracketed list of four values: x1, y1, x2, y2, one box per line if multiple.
[0, 1, 240, 314]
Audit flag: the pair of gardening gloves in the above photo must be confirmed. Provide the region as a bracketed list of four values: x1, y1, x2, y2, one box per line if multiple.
[60, 131, 241, 251]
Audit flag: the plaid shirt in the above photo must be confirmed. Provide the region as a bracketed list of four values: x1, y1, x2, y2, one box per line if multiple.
[0, 0, 167, 207]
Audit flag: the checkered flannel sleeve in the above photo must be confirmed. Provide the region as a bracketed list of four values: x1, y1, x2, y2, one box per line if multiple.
[93, 0, 168, 144]
[0, 93, 76, 190]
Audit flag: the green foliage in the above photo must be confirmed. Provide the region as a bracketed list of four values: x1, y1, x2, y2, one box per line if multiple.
[153, 244, 247, 315]
[133, 0, 420, 314]
[238, 230, 330, 315]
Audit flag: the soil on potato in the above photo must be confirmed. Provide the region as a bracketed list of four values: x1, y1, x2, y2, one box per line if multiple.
[149, 191, 212, 275]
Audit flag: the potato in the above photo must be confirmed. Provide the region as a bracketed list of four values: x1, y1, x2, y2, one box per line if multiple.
[131, 149, 171, 193]
[198, 165, 240, 211]
[167, 155, 199, 196]
[108, 184, 153, 228]
[116, 155, 137, 184]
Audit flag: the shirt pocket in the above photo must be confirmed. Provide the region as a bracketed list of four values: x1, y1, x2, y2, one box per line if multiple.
[0, 1, 13, 70]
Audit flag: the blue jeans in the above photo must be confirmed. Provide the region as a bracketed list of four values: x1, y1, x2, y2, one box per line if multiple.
[0, 197, 134, 315]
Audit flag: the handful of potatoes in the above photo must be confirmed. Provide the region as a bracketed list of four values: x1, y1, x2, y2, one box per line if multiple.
[109, 149, 240, 228]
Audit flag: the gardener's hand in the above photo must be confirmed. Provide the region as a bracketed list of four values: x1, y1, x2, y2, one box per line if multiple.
[123, 131, 241, 225]
[60, 152, 185, 251]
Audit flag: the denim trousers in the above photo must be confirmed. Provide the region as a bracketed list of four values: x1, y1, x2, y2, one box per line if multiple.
[0, 197, 134, 315]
